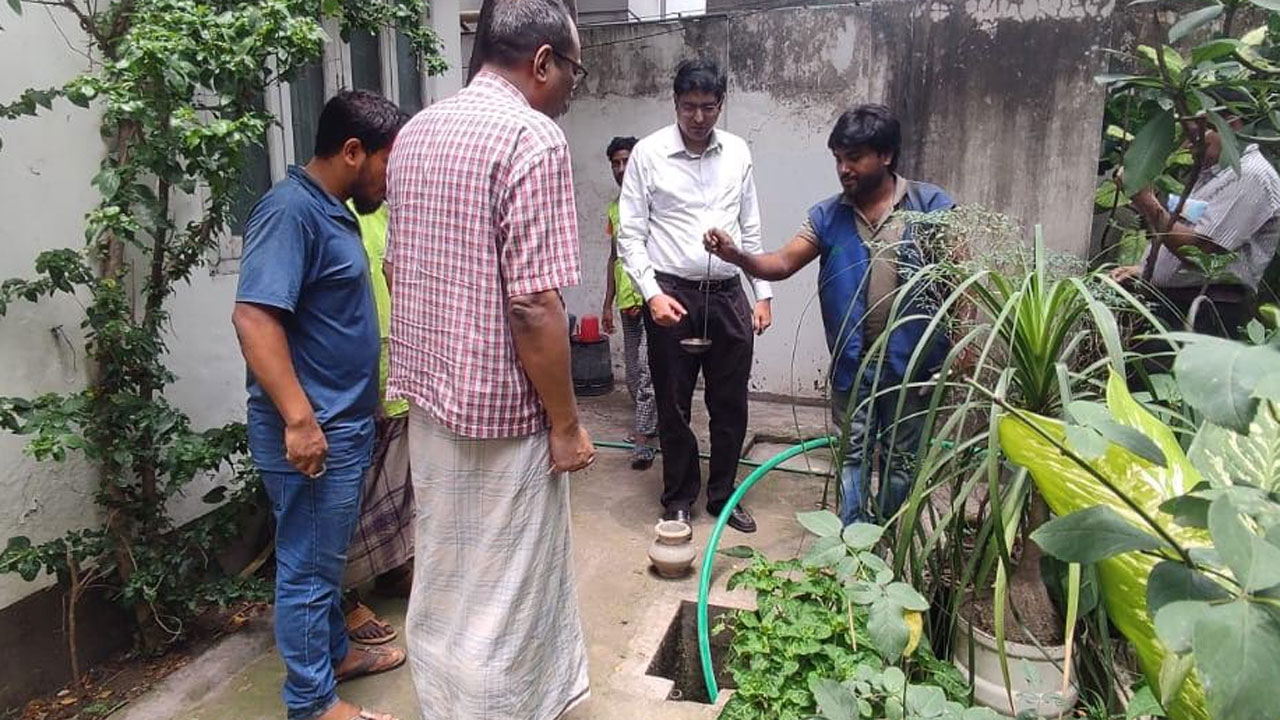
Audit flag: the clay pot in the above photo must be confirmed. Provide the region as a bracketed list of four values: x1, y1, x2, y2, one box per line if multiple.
[648, 520, 697, 578]
[952, 615, 1077, 718]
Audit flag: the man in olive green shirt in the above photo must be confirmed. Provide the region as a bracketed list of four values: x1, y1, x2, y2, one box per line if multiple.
[601, 136, 658, 469]
[342, 201, 415, 644]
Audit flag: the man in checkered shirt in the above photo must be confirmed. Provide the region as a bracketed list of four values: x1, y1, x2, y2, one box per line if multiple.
[384, 0, 595, 717]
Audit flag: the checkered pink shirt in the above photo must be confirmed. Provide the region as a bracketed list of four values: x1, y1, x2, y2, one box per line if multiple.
[385, 71, 581, 438]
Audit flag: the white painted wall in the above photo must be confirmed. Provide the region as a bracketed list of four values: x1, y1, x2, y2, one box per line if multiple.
[0, 13, 248, 610]
[0, 11, 102, 609]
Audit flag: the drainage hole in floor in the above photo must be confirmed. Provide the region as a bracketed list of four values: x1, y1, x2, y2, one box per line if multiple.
[645, 600, 737, 704]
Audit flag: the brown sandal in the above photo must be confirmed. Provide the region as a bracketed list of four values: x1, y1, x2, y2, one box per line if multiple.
[335, 645, 407, 683]
[345, 602, 397, 645]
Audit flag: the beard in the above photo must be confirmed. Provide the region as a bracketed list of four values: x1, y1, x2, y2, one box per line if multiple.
[352, 194, 382, 215]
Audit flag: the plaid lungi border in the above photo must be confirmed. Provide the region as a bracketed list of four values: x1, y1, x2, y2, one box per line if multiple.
[344, 414, 414, 588]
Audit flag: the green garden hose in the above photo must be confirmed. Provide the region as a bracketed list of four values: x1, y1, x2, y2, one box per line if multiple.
[696, 436, 837, 702]
[592, 440, 832, 477]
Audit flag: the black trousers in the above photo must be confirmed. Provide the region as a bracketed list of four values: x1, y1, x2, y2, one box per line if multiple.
[1132, 285, 1254, 382]
[644, 273, 754, 514]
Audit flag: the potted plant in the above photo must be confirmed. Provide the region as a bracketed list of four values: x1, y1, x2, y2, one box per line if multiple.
[999, 331, 1280, 720]
[847, 212, 1154, 716]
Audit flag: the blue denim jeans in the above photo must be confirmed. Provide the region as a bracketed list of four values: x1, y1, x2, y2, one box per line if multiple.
[831, 377, 926, 526]
[262, 464, 366, 720]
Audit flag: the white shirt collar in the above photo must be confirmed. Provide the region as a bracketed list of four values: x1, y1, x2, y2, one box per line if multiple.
[663, 123, 723, 158]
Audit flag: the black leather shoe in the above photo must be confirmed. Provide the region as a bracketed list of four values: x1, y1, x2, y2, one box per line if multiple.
[662, 508, 692, 525]
[718, 505, 757, 534]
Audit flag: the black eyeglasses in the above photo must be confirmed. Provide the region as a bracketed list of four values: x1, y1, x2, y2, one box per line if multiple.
[552, 49, 589, 86]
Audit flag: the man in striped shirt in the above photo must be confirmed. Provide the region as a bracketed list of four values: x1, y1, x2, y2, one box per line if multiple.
[1113, 90, 1280, 345]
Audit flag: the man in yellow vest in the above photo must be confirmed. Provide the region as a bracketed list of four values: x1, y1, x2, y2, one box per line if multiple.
[342, 200, 415, 645]
[601, 136, 658, 469]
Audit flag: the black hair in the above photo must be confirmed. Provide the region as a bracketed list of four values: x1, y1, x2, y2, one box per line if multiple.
[473, 0, 576, 70]
[314, 90, 410, 159]
[673, 57, 727, 101]
[827, 104, 902, 171]
[606, 136, 638, 158]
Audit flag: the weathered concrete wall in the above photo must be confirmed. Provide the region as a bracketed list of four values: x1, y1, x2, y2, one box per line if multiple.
[561, 0, 1114, 398]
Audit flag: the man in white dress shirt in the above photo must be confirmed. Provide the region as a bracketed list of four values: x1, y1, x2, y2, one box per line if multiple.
[617, 57, 772, 534]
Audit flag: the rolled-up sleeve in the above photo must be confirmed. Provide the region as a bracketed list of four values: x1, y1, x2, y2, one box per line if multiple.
[498, 145, 582, 297]
[618, 147, 661, 301]
[738, 160, 773, 301]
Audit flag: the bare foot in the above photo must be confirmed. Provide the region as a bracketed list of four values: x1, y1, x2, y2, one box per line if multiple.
[316, 698, 400, 720]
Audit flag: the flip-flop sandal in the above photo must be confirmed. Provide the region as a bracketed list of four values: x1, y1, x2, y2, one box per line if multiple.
[345, 602, 397, 645]
[336, 645, 407, 684]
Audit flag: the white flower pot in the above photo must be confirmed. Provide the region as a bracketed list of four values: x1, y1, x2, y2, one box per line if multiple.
[952, 616, 1078, 718]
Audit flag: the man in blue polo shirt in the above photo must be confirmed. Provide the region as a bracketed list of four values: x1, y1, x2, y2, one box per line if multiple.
[232, 90, 409, 720]
[704, 104, 954, 526]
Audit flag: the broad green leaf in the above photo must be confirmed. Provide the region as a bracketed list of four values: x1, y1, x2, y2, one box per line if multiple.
[810, 677, 858, 720]
[1031, 506, 1166, 563]
[1187, 410, 1280, 493]
[841, 522, 884, 550]
[885, 582, 929, 611]
[859, 551, 891, 579]
[1194, 599, 1280, 720]
[1136, 45, 1187, 79]
[804, 535, 848, 568]
[797, 509, 843, 538]
[905, 685, 949, 718]
[1154, 600, 1207, 653]
[848, 580, 882, 605]
[1247, 319, 1267, 345]
[835, 554, 861, 582]
[1127, 685, 1167, 720]
[1168, 4, 1223, 43]
[867, 597, 910, 662]
[1069, 400, 1167, 466]
[1066, 424, 1108, 459]
[1000, 370, 1209, 720]
[1123, 110, 1178, 196]
[1160, 653, 1196, 708]
[1192, 38, 1241, 65]
[6, 0, 20, 15]
[1208, 497, 1280, 590]
[881, 666, 906, 693]
[962, 709, 1002, 720]
[1207, 112, 1242, 172]
[1146, 560, 1230, 615]
[1160, 494, 1210, 529]
[1174, 338, 1279, 434]
[718, 545, 755, 559]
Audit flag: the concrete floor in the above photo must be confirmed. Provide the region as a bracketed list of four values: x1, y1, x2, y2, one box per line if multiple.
[186, 390, 837, 720]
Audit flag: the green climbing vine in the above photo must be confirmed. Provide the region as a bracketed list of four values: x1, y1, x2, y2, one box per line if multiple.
[0, 0, 444, 673]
